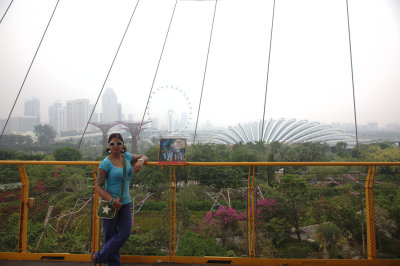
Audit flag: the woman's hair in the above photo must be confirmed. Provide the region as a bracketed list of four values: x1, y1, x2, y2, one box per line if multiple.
[108, 133, 124, 143]
[106, 133, 127, 154]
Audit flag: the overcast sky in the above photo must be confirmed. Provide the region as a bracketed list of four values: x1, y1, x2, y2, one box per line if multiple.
[0, 0, 399, 130]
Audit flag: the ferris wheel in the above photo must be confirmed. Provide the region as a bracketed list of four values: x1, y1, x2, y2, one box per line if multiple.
[146, 85, 193, 134]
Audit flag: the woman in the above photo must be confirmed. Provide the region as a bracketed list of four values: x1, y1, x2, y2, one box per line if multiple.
[92, 133, 148, 266]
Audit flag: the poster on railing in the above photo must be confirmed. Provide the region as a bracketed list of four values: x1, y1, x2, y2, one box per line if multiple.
[158, 138, 186, 165]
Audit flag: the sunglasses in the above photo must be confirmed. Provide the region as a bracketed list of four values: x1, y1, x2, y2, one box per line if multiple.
[109, 142, 123, 146]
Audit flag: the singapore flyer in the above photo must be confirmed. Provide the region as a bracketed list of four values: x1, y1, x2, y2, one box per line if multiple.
[146, 85, 193, 134]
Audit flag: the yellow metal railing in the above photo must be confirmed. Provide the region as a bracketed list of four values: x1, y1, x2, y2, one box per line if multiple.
[0, 160, 399, 265]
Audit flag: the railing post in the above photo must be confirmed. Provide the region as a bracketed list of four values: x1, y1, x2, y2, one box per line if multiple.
[91, 165, 100, 253]
[169, 166, 177, 258]
[17, 164, 29, 253]
[365, 165, 377, 259]
[247, 166, 256, 258]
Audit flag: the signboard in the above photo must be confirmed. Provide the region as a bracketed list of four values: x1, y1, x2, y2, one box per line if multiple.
[158, 138, 186, 165]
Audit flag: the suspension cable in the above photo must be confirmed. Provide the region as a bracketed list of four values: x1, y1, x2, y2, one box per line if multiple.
[260, 0, 276, 144]
[192, 0, 218, 144]
[345, 0, 359, 150]
[0, 0, 13, 24]
[0, 0, 60, 141]
[138, 0, 179, 139]
[73, 0, 141, 159]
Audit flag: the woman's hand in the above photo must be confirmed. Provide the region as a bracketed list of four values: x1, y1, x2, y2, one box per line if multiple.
[133, 159, 144, 173]
[112, 198, 123, 210]
[133, 155, 148, 173]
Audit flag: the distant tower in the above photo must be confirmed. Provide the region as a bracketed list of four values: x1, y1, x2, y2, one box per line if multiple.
[56, 107, 66, 135]
[49, 101, 62, 133]
[102, 88, 118, 123]
[90, 122, 119, 152]
[24, 97, 40, 120]
[66, 99, 90, 132]
[118, 121, 151, 153]
[167, 110, 175, 133]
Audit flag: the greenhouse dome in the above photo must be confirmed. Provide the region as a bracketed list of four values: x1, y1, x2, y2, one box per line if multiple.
[212, 118, 356, 146]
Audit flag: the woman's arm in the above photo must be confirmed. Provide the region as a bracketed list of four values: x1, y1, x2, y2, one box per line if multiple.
[95, 168, 122, 210]
[131, 154, 148, 173]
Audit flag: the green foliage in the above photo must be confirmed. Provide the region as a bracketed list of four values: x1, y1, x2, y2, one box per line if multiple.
[365, 144, 400, 174]
[336, 142, 348, 158]
[0, 212, 19, 251]
[0, 149, 17, 160]
[188, 143, 233, 162]
[141, 200, 166, 211]
[192, 166, 245, 190]
[183, 200, 212, 211]
[122, 230, 166, 255]
[134, 167, 169, 199]
[264, 217, 292, 246]
[177, 230, 226, 256]
[0, 149, 44, 161]
[230, 144, 258, 162]
[52, 147, 81, 161]
[0, 134, 33, 150]
[277, 175, 310, 240]
[315, 222, 345, 258]
[0, 163, 19, 184]
[276, 239, 317, 258]
[1, 139, 400, 258]
[34, 124, 57, 145]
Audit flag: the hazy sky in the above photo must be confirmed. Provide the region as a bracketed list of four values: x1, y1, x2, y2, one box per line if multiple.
[0, 0, 399, 130]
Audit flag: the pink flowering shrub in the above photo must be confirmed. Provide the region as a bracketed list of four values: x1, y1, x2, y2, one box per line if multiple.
[214, 205, 246, 226]
[202, 198, 279, 228]
[34, 181, 47, 192]
[255, 198, 279, 221]
[198, 205, 245, 239]
[203, 210, 216, 225]
[198, 199, 279, 245]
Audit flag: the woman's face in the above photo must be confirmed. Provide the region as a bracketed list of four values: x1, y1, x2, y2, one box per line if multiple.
[108, 137, 123, 153]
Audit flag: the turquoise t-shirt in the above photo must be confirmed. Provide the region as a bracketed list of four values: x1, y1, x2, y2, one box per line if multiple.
[99, 152, 133, 205]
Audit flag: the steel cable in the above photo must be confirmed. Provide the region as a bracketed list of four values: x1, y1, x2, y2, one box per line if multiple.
[0, 0, 60, 141]
[192, 0, 218, 144]
[0, 0, 13, 24]
[73, 0, 142, 160]
[346, 0, 359, 151]
[138, 0, 179, 139]
[260, 0, 276, 144]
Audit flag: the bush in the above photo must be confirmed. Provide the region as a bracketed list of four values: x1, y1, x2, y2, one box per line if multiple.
[177, 230, 226, 256]
[184, 200, 212, 211]
[141, 200, 167, 211]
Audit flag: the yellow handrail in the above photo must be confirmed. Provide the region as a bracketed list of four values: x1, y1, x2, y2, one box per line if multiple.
[1, 160, 400, 166]
[0, 160, 399, 265]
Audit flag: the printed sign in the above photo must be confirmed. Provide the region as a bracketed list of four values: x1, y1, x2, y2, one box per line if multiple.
[158, 138, 186, 165]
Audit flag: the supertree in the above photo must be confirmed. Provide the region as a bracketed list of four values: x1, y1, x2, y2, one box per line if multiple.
[117, 121, 151, 153]
[89, 122, 119, 153]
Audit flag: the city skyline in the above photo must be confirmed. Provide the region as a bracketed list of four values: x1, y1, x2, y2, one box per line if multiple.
[1, 0, 399, 130]
[1, 93, 399, 136]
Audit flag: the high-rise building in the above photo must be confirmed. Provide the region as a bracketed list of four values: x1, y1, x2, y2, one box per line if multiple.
[0, 116, 40, 133]
[49, 101, 62, 133]
[118, 103, 122, 121]
[56, 107, 66, 135]
[24, 97, 40, 121]
[102, 87, 118, 122]
[66, 99, 90, 132]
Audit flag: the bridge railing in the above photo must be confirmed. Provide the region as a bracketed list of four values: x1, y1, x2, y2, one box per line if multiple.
[0, 160, 399, 265]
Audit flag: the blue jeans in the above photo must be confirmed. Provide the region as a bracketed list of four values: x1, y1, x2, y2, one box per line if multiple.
[96, 203, 132, 266]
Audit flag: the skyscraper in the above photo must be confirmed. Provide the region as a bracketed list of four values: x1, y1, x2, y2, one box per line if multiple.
[102, 87, 118, 123]
[24, 97, 40, 120]
[49, 101, 62, 133]
[56, 107, 66, 135]
[66, 99, 90, 132]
